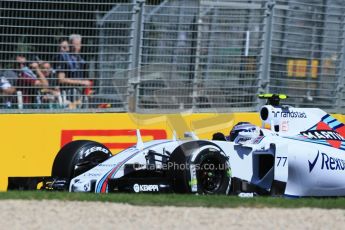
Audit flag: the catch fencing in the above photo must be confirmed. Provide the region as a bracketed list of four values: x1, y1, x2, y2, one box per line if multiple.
[1, 0, 345, 113]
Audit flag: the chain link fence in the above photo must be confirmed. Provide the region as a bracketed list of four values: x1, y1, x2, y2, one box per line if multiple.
[1, 0, 345, 113]
[137, 0, 265, 112]
[268, 0, 345, 113]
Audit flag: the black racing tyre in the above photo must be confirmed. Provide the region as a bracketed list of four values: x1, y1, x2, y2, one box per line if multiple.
[52, 140, 112, 182]
[168, 142, 231, 194]
[194, 149, 231, 194]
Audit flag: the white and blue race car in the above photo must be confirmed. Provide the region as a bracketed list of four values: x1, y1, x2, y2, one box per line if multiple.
[47, 94, 345, 197]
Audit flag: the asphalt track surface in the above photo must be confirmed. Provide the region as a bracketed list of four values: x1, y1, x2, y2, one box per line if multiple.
[0, 200, 344, 230]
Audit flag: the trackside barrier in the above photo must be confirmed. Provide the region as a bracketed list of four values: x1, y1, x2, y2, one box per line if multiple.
[1, 112, 345, 191]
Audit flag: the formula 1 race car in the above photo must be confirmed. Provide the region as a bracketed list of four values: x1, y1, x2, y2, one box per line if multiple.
[46, 94, 345, 197]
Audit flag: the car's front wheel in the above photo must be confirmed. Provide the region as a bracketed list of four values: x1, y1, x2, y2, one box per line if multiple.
[51, 140, 112, 189]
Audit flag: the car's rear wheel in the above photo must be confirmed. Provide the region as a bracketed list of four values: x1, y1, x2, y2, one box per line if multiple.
[51, 140, 112, 189]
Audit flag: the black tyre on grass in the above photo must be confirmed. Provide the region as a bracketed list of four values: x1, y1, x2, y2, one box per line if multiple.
[52, 140, 112, 183]
[168, 141, 231, 194]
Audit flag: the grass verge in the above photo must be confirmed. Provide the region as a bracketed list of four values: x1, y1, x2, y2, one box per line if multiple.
[0, 191, 345, 209]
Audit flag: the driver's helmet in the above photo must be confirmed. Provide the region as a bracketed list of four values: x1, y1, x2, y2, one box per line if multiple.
[229, 122, 258, 141]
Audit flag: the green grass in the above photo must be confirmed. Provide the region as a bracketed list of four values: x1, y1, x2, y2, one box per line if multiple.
[1, 191, 345, 209]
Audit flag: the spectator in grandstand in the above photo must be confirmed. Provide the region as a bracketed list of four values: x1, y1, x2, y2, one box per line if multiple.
[16, 54, 27, 70]
[54, 38, 70, 66]
[55, 34, 92, 108]
[0, 72, 16, 108]
[16, 55, 49, 107]
[39, 61, 62, 106]
[59, 39, 70, 53]
[0, 74, 16, 95]
[0, 58, 20, 108]
[41, 62, 58, 89]
[0, 69, 18, 87]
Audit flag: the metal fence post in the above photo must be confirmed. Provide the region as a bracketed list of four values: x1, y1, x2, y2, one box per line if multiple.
[192, 0, 202, 111]
[257, 0, 275, 109]
[336, 16, 345, 113]
[129, 0, 145, 112]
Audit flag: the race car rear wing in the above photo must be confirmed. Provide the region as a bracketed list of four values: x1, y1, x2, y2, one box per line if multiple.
[258, 94, 345, 137]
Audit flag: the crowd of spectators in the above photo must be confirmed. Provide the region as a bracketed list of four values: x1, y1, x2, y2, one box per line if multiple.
[0, 34, 91, 109]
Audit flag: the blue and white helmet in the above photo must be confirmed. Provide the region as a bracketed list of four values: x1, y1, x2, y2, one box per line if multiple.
[229, 122, 259, 141]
